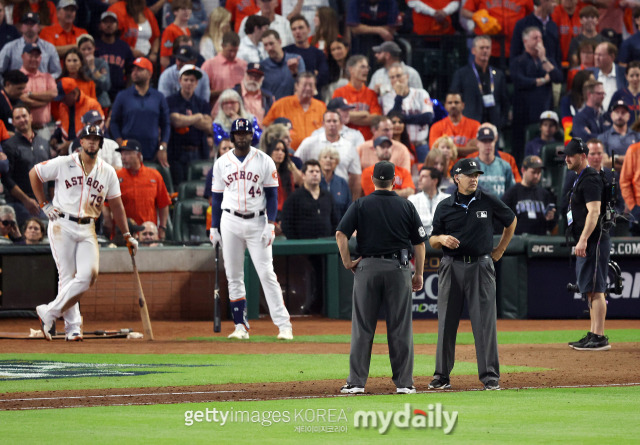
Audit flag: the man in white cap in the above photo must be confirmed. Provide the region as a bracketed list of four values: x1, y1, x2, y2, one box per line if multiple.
[158, 45, 210, 102]
[524, 110, 561, 158]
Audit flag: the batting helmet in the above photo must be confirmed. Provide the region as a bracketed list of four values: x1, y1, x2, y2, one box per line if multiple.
[229, 118, 253, 143]
[78, 124, 104, 148]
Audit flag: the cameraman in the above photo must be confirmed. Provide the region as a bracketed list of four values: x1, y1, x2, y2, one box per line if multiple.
[561, 138, 611, 351]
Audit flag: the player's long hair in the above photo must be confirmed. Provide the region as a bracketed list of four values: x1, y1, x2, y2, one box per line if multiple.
[213, 89, 255, 132]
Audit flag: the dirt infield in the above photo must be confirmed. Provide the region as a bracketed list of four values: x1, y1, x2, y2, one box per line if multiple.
[1, 318, 639, 410]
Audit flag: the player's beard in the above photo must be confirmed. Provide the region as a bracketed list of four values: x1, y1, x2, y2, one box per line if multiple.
[85, 148, 99, 158]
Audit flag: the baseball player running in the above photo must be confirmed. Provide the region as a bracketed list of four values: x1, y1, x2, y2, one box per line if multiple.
[210, 118, 293, 340]
[28, 125, 138, 341]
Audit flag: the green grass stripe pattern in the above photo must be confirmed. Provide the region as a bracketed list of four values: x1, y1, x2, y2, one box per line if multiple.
[1, 386, 639, 444]
[187, 328, 640, 344]
[0, 353, 544, 394]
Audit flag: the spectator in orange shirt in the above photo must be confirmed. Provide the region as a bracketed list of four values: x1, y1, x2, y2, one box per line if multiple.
[429, 92, 480, 157]
[58, 77, 103, 142]
[60, 47, 97, 100]
[160, 0, 192, 71]
[108, 0, 161, 64]
[551, 0, 584, 65]
[104, 139, 171, 240]
[461, 0, 533, 59]
[225, 0, 259, 33]
[333, 55, 382, 141]
[357, 115, 412, 171]
[361, 136, 415, 197]
[407, 0, 459, 36]
[39, 0, 87, 58]
[262, 72, 326, 149]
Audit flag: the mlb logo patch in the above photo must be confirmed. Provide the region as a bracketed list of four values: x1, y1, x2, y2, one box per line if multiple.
[476, 211, 488, 218]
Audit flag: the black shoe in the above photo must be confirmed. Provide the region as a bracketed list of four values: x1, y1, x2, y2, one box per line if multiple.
[484, 379, 500, 390]
[428, 378, 451, 390]
[573, 334, 611, 351]
[569, 332, 593, 349]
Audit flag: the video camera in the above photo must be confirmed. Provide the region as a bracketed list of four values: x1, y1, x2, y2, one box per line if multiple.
[566, 260, 624, 296]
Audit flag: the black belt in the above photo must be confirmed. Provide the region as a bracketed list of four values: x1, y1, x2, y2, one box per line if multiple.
[449, 255, 489, 263]
[224, 209, 265, 219]
[363, 253, 400, 260]
[61, 213, 95, 225]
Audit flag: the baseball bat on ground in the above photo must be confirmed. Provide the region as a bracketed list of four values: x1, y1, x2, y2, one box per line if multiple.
[214, 244, 221, 333]
[130, 253, 154, 340]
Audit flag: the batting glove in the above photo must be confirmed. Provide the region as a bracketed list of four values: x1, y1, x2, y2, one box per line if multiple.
[124, 233, 139, 256]
[210, 227, 222, 248]
[260, 223, 276, 248]
[42, 202, 62, 221]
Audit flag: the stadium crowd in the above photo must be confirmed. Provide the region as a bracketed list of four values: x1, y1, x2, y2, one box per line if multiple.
[0, 0, 639, 247]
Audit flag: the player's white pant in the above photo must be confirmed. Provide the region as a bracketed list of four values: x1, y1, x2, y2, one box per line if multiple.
[45, 218, 99, 334]
[221, 211, 291, 330]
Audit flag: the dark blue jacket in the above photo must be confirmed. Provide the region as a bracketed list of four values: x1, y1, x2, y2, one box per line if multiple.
[510, 14, 562, 68]
[571, 105, 609, 141]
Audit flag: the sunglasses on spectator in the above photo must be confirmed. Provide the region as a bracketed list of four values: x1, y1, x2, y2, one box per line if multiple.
[1, 220, 16, 226]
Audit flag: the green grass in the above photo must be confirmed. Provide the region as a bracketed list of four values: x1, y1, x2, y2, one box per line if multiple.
[1, 386, 639, 444]
[0, 353, 545, 394]
[188, 329, 640, 345]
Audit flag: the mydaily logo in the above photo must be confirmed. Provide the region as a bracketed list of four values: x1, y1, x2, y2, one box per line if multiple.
[354, 403, 458, 434]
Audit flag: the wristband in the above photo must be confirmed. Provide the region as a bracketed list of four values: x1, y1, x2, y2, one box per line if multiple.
[159, 226, 167, 230]
[39, 201, 49, 209]
[123, 232, 131, 238]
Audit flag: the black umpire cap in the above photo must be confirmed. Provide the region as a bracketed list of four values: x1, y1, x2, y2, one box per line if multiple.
[559, 137, 587, 156]
[373, 161, 395, 180]
[451, 158, 484, 176]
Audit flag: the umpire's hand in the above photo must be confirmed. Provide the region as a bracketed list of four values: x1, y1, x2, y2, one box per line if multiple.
[342, 256, 361, 274]
[412, 273, 423, 291]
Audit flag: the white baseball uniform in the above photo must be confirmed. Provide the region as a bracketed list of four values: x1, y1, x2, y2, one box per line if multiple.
[380, 87, 434, 144]
[34, 152, 121, 334]
[212, 146, 292, 331]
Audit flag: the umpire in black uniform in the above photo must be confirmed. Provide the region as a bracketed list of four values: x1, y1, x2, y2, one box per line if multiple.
[336, 161, 427, 395]
[428, 158, 516, 391]
[562, 138, 611, 351]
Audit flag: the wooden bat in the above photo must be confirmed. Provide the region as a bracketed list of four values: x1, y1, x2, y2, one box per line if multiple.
[130, 253, 154, 340]
[214, 244, 221, 332]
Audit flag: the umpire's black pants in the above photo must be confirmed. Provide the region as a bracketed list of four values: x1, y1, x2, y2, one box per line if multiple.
[347, 258, 414, 388]
[434, 255, 500, 384]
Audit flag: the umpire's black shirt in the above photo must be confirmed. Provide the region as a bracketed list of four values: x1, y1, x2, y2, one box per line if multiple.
[431, 189, 515, 257]
[336, 190, 427, 255]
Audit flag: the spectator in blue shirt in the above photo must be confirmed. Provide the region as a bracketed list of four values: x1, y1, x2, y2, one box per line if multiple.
[510, 26, 562, 164]
[0, 4, 20, 52]
[166, 64, 213, 186]
[346, 0, 398, 56]
[597, 99, 640, 169]
[618, 8, 640, 68]
[571, 79, 609, 141]
[283, 15, 329, 96]
[260, 29, 305, 100]
[95, 11, 134, 104]
[318, 145, 351, 219]
[525, 110, 562, 158]
[109, 57, 171, 165]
